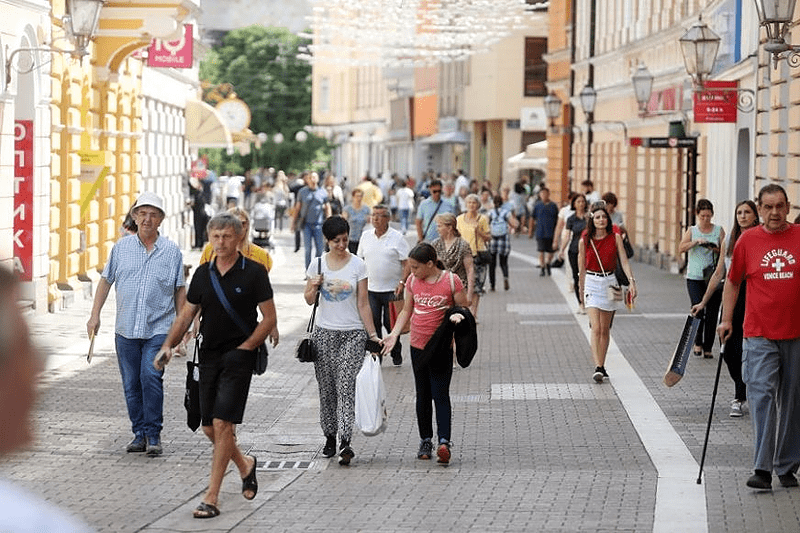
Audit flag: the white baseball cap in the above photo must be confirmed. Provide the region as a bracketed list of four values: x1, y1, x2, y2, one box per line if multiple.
[132, 192, 165, 215]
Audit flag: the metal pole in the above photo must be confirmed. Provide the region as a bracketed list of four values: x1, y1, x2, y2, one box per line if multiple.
[697, 343, 725, 484]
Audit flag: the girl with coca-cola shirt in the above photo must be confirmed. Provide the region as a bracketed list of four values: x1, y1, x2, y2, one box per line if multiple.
[382, 243, 469, 464]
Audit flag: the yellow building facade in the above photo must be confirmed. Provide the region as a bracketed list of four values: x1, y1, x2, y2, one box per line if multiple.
[0, 0, 197, 311]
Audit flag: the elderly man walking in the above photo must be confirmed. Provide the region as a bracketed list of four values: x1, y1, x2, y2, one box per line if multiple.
[358, 204, 410, 365]
[156, 212, 277, 519]
[719, 184, 800, 491]
[87, 192, 185, 456]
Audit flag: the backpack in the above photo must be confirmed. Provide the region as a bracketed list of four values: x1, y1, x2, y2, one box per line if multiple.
[489, 208, 509, 237]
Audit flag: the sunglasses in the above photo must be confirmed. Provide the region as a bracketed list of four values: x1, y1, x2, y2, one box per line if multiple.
[430, 189, 442, 194]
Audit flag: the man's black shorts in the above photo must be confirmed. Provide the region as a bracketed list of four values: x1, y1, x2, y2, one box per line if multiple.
[537, 237, 554, 253]
[199, 348, 254, 426]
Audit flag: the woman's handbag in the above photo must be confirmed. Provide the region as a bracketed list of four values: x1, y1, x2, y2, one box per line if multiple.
[590, 239, 624, 302]
[355, 353, 388, 436]
[296, 256, 322, 362]
[208, 264, 269, 375]
[472, 215, 492, 266]
[184, 336, 201, 432]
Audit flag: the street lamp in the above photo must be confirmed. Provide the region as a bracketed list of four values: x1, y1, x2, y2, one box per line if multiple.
[679, 17, 721, 87]
[631, 63, 654, 114]
[5, 0, 105, 86]
[579, 85, 597, 115]
[753, 0, 800, 66]
[544, 92, 563, 130]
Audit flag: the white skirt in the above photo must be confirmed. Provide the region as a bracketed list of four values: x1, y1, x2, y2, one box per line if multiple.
[584, 273, 619, 312]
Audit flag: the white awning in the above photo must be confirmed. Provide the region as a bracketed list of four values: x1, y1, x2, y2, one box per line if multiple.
[508, 140, 548, 170]
[185, 99, 234, 151]
[419, 131, 470, 144]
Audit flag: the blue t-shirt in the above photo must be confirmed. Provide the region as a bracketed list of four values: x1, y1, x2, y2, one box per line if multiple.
[416, 197, 457, 241]
[532, 201, 559, 239]
[298, 186, 328, 225]
[344, 204, 371, 242]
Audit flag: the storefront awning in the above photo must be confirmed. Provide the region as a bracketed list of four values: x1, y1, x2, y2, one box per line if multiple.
[508, 140, 548, 170]
[419, 131, 470, 144]
[186, 99, 233, 151]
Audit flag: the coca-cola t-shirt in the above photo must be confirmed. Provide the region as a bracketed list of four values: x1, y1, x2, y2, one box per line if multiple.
[407, 270, 464, 349]
[728, 224, 800, 339]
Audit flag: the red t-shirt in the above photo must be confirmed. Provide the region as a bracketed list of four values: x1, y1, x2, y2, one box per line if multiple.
[728, 224, 800, 339]
[583, 231, 618, 273]
[407, 270, 464, 349]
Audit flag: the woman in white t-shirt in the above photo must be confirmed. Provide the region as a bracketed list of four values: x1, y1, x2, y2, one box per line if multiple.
[304, 216, 378, 466]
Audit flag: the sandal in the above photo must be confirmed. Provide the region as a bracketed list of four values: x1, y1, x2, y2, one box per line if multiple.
[242, 455, 258, 500]
[704, 352, 714, 359]
[693, 347, 703, 357]
[193, 502, 220, 519]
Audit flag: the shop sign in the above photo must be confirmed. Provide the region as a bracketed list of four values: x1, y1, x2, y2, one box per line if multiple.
[14, 121, 33, 281]
[148, 24, 193, 68]
[693, 80, 738, 123]
[630, 137, 697, 149]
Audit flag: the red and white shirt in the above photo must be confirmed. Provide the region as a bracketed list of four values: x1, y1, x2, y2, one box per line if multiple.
[728, 224, 800, 339]
[407, 271, 464, 349]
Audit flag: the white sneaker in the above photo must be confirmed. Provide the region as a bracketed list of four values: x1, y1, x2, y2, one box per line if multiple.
[729, 399, 744, 418]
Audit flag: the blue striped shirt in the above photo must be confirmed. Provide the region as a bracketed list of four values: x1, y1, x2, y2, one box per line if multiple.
[102, 234, 185, 339]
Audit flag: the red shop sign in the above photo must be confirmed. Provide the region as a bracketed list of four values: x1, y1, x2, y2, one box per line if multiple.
[694, 80, 738, 123]
[14, 120, 33, 281]
[147, 24, 193, 68]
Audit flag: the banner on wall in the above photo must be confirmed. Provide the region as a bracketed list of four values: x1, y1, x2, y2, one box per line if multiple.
[14, 120, 33, 281]
[147, 24, 193, 68]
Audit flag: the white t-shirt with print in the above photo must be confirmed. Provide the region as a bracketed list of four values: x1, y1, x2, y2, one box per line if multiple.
[306, 253, 367, 330]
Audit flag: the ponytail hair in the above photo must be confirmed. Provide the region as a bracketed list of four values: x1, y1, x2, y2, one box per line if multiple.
[409, 242, 445, 270]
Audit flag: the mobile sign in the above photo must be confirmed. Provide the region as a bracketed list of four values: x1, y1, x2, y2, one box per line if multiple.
[147, 24, 193, 68]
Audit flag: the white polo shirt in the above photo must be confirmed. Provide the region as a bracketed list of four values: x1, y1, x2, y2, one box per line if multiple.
[357, 227, 410, 292]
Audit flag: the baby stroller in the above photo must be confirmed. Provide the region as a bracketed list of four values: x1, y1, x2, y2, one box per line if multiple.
[251, 195, 275, 250]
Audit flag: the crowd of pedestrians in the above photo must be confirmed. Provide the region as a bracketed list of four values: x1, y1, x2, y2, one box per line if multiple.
[64, 155, 800, 526]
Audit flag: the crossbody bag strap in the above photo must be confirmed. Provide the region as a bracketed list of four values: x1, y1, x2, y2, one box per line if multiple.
[307, 256, 322, 332]
[422, 200, 443, 239]
[209, 262, 253, 337]
[589, 238, 607, 276]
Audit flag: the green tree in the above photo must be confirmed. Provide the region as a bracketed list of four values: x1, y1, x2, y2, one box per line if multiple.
[200, 26, 330, 174]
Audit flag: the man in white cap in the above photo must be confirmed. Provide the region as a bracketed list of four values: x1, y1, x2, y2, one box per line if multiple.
[87, 192, 185, 456]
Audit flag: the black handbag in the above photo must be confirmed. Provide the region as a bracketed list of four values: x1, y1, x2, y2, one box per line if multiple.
[615, 233, 634, 286]
[474, 250, 492, 266]
[184, 337, 201, 432]
[208, 263, 268, 375]
[297, 257, 321, 363]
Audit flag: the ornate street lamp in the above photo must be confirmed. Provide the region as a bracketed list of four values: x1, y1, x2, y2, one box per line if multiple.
[579, 85, 597, 115]
[753, 0, 800, 66]
[543, 92, 563, 130]
[5, 0, 105, 86]
[679, 17, 721, 87]
[631, 63, 654, 114]
[65, 0, 106, 55]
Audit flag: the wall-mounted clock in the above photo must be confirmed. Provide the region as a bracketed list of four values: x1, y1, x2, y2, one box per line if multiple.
[216, 98, 251, 133]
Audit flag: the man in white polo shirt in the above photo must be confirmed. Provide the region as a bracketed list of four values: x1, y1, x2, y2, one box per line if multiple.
[357, 204, 410, 365]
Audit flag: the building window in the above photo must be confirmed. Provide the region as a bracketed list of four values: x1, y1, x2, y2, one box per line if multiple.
[524, 37, 547, 97]
[320, 77, 330, 112]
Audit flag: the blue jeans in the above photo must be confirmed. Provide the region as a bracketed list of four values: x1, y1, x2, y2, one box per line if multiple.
[369, 291, 402, 360]
[743, 336, 800, 474]
[398, 209, 410, 234]
[410, 346, 452, 442]
[115, 334, 166, 439]
[303, 223, 324, 270]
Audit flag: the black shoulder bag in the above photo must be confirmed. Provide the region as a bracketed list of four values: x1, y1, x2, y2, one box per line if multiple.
[208, 260, 269, 375]
[297, 256, 322, 362]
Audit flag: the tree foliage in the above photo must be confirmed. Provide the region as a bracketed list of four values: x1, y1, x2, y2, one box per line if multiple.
[200, 26, 329, 174]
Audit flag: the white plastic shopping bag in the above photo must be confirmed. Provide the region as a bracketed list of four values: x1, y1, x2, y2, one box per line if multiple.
[355, 353, 388, 436]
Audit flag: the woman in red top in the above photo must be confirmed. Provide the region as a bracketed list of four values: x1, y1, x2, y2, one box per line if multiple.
[382, 243, 469, 463]
[578, 203, 637, 383]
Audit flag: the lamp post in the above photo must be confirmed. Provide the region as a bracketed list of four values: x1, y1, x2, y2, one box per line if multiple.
[678, 17, 721, 88]
[579, 85, 596, 182]
[5, 0, 105, 86]
[544, 92, 563, 132]
[753, 0, 800, 65]
[631, 63, 654, 115]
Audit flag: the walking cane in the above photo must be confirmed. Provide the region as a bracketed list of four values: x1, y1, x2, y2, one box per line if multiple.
[696, 342, 725, 484]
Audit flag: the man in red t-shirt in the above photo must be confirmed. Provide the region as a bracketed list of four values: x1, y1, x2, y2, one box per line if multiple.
[719, 184, 800, 491]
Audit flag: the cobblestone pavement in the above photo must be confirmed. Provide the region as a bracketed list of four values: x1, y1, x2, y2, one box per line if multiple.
[4, 227, 800, 532]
